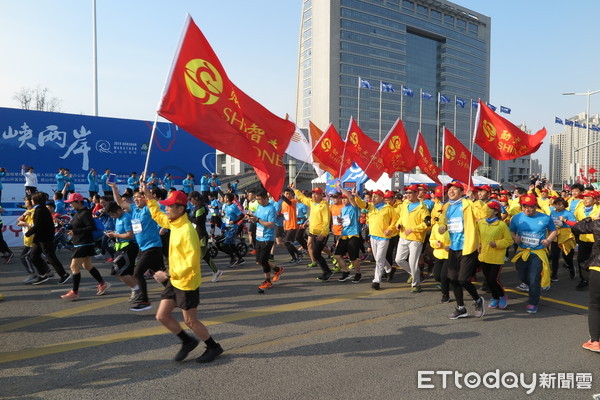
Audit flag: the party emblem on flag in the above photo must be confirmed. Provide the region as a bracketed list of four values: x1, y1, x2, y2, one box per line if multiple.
[321, 138, 332, 152]
[482, 120, 497, 141]
[184, 59, 223, 105]
[445, 145, 456, 161]
[350, 131, 359, 145]
[389, 136, 401, 152]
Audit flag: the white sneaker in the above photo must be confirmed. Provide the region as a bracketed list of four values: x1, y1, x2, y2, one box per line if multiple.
[94, 254, 107, 260]
[516, 283, 529, 292]
[211, 270, 223, 283]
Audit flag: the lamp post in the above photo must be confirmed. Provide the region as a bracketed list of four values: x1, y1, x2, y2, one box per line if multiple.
[562, 89, 600, 183]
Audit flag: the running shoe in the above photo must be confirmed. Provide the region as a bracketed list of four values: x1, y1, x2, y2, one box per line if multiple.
[371, 282, 380, 290]
[526, 304, 538, 314]
[498, 295, 508, 309]
[307, 262, 317, 268]
[352, 273, 362, 283]
[94, 254, 107, 260]
[317, 272, 333, 282]
[488, 298, 499, 309]
[541, 285, 551, 291]
[96, 281, 111, 296]
[449, 307, 467, 319]
[272, 267, 284, 282]
[550, 277, 559, 282]
[386, 267, 396, 282]
[60, 290, 80, 301]
[582, 340, 600, 353]
[211, 270, 223, 283]
[474, 297, 485, 318]
[338, 271, 351, 282]
[440, 294, 450, 303]
[130, 302, 152, 312]
[228, 258, 238, 268]
[516, 283, 529, 292]
[258, 280, 273, 290]
[406, 275, 413, 284]
[331, 266, 341, 273]
[174, 338, 199, 362]
[575, 280, 589, 291]
[129, 289, 141, 303]
[3, 252, 14, 264]
[249, 249, 257, 255]
[58, 274, 72, 285]
[23, 275, 39, 284]
[196, 344, 224, 363]
[32, 275, 50, 285]
[236, 258, 245, 266]
[411, 285, 422, 293]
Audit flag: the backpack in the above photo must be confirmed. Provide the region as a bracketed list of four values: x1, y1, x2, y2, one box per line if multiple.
[92, 218, 105, 241]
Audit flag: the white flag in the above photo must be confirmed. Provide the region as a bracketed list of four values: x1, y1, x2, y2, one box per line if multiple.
[285, 119, 323, 176]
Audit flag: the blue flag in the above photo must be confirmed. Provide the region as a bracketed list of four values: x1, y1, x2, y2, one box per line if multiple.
[565, 120, 574, 126]
[359, 78, 372, 89]
[471, 100, 478, 109]
[422, 92, 433, 100]
[500, 106, 511, 114]
[575, 122, 582, 128]
[455, 97, 466, 108]
[439, 94, 450, 103]
[555, 117, 563, 125]
[593, 125, 600, 132]
[381, 82, 395, 92]
[487, 103, 497, 111]
[402, 87, 414, 97]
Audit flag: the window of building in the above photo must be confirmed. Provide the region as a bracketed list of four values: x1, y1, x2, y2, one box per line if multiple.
[430, 9, 441, 20]
[417, 5, 428, 16]
[444, 14, 454, 26]
[456, 19, 466, 32]
[469, 23, 479, 35]
[402, 0, 414, 11]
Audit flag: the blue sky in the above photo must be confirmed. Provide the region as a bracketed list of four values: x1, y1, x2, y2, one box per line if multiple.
[1, 0, 599, 174]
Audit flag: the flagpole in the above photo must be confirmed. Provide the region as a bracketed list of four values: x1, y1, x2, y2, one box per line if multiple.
[419, 88, 423, 132]
[293, 128, 327, 183]
[441, 124, 445, 172]
[400, 84, 404, 120]
[436, 92, 441, 166]
[357, 77, 361, 125]
[467, 100, 480, 190]
[378, 81, 383, 143]
[338, 130, 350, 179]
[143, 114, 160, 176]
[453, 95, 457, 137]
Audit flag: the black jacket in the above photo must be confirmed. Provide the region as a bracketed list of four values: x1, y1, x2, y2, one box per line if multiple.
[70, 208, 96, 246]
[572, 218, 600, 269]
[25, 205, 55, 243]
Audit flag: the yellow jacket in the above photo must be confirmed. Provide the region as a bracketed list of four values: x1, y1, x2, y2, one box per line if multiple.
[438, 198, 479, 255]
[21, 210, 34, 247]
[429, 222, 450, 260]
[294, 190, 331, 236]
[472, 200, 492, 220]
[394, 201, 430, 242]
[147, 200, 201, 291]
[355, 196, 397, 239]
[511, 247, 551, 288]
[574, 204, 600, 243]
[477, 219, 513, 265]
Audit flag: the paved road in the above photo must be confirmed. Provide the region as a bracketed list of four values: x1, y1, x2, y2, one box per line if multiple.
[0, 247, 598, 400]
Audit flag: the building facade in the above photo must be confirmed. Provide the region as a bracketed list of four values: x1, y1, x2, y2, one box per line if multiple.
[296, 0, 491, 168]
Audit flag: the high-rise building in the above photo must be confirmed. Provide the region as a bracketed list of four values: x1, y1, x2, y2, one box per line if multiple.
[296, 0, 491, 169]
[550, 113, 600, 185]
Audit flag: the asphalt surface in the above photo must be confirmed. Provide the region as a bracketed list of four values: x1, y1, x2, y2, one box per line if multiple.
[0, 246, 598, 400]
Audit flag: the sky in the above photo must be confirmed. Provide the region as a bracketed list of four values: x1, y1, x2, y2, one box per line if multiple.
[2, 0, 600, 174]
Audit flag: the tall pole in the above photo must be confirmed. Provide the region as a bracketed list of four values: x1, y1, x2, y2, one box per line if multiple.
[400, 84, 404, 120]
[419, 88, 423, 132]
[378, 81, 383, 143]
[453, 95, 457, 135]
[357, 77, 361, 125]
[586, 90, 591, 181]
[92, 0, 98, 116]
[436, 93, 440, 165]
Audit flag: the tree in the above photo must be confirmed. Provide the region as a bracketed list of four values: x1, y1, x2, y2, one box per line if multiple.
[13, 86, 62, 112]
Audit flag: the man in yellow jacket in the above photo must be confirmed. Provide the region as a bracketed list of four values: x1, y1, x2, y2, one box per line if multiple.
[438, 181, 485, 319]
[141, 179, 223, 364]
[293, 184, 333, 281]
[573, 190, 599, 290]
[354, 189, 397, 290]
[394, 184, 430, 293]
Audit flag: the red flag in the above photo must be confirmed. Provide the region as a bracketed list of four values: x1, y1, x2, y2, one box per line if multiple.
[474, 100, 546, 160]
[442, 127, 482, 184]
[343, 117, 386, 181]
[157, 15, 294, 197]
[379, 118, 417, 175]
[309, 121, 330, 175]
[312, 124, 352, 179]
[414, 132, 441, 185]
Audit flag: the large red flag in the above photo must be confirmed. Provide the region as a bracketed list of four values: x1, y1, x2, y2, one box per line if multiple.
[474, 100, 546, 160]
[414, 132, 441, 185]
[309, 121, 330, 175]
[442, 127, 482, 184]
[157, 15, 294, 197]
[312, 124, 352, 179]
[344, 117, 386, 181]
[379, 118, 417, 175]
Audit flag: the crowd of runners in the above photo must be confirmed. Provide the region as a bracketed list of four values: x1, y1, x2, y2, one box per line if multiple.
[0, 165, 599, 361]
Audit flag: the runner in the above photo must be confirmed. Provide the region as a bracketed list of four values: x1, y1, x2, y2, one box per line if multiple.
[337, 186, 363, 283]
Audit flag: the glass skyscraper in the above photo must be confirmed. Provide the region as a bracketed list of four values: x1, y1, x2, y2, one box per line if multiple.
[296, 0, 491, 165]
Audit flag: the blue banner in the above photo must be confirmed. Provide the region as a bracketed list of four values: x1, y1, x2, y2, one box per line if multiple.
[0, 107, 215, 187]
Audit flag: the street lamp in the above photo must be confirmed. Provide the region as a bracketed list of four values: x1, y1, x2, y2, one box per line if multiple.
[562, 89, 600, 183]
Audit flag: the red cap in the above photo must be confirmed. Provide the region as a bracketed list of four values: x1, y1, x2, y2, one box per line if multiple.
[490, 193, 498, 199]
[424, 193, 431, 199]
[446, 181, 464, 190]
[520, 194, 537, 206]
[64, 193, 85, 203]
[434, 185, 445, 198]
[159, 190, 188, 206]
[486, 200, 501, 211]
[498, 196, 508, 203]
[311, 187, 324, 195]
[540, 188, 549, 193]
[340, 193, 347, 199]
[383, 190, 396, 198]
[499, 190, 509, 195]
[478, 185, 491, 192]
[582, 191, 597, 198]
[372, 189, 384, 197]
[418, 184, 428, 191]
[404, 184, 419, 192]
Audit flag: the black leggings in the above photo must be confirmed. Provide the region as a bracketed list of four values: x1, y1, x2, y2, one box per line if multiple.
[480, 262, 505, 300]
[589, 270, 600, 342]
[30, 240, 67, 277]
[577, 241, 593, 283]
[386, 235, 399, 267]
[433, 257, 449, 296]
[550, 241, 574, 279]
[310, 234, 331, 274]
[444, 250, 480, 307]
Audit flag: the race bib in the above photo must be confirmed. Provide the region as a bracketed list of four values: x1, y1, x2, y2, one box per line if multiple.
[342, 215, 351, 227]
[520, 232, 540, 247]
[333, 217, 342, 225]
[283, 212, 289, 221]
[447, 217, 463, 233]
[256, 225, 264, 239]
[131, 219, 143, 234]
[223, 217, 230, 225]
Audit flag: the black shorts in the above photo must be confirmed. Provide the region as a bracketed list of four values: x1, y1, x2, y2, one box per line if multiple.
[275, 225, 284, 238]
[72, 244, 96, 259]
[334, 236, 361, 261]
[112, 242, 139, 276]
[283, 229, 298, 242]
[249, 222, 257, 234]
[255, 240, 274, 268]
[161, 281, 200, 310]
[137, 246, 165, 272]
[210, 216, 222, 226]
